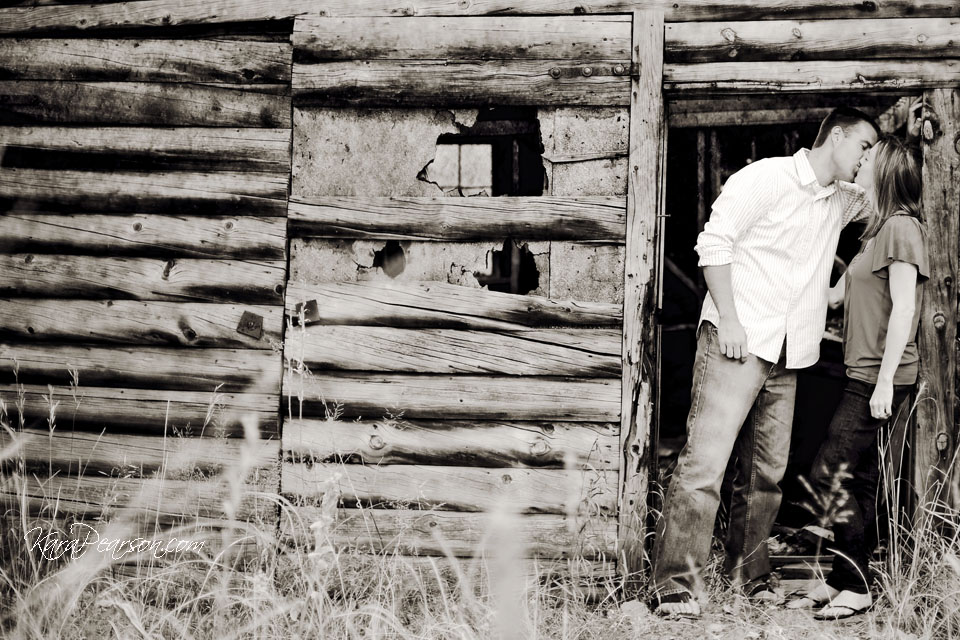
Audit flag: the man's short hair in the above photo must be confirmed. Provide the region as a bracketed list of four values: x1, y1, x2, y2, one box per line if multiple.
[812, 107, 881, 148]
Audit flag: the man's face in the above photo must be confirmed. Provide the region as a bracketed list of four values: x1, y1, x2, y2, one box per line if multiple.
[833, 121, 878, 182]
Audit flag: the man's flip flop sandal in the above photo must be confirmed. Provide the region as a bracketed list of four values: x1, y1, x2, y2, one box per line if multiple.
[813, 590, 872, 620]
[649, 591, 701, 618]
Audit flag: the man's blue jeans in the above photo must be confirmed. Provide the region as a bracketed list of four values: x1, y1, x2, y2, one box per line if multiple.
[652, 321, 797, 597]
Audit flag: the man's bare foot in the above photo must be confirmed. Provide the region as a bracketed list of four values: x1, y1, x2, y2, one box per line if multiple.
[786, 581, 840, 609]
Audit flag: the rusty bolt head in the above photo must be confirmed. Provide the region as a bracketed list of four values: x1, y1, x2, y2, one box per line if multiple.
[582, 66, 593, 77]
[132, 222, 143, 232]
[369, 434, 385, 450]
[613, 64, 626, 75]
[923, 119, 935, 141]
[549, 67, 562, 79]
[530, 439, 550, 456]
[933, 312, 946, 330]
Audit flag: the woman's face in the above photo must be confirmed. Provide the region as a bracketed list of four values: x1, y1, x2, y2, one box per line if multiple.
[854, 144, 878, 192]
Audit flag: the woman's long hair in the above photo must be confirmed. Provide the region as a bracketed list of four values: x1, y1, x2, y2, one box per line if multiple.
[861, 134, 923, 240]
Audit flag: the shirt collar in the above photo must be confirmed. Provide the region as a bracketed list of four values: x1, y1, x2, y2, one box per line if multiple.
[794, 148, 835, 200]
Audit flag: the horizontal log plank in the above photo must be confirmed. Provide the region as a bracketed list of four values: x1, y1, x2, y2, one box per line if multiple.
[294, 16, 630, 61]
[0, 127, 290, 173]
[284, 281, 622, 329]
[0, 300, 282, 348]
[0, 214, 286, 259]
[0, 168, 288, 215]
[4, 473, 277, 522]
[282, 463, 618, 515]
[0, 39, 291, 82]
[284, 508, 617, 559]
[288, 196, 625, 241]
[667, 18, 960, 62]
[283, 418, 618, 468]
[0, 384, 279, 437]
[2, 428, 278, 479]
[293, 59, 631, 107]
[0, 82, 290, 126]
[0, 344, 281, 392]
[665, 60, 960, 94]
[284, 327, 621, 376]
[667, 94, 905, 128]
[282, 373, 621, 421]
[2, 1, 959, 34]
[0, 255, 286, 304]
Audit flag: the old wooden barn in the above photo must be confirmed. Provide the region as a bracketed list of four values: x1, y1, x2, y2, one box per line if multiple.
[1, 1, 957, 584]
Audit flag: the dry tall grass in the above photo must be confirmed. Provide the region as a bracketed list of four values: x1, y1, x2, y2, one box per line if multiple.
[1, 368, 959, 639]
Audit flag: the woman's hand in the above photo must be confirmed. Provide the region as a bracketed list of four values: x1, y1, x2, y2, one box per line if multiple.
[870, 380, 894, 420]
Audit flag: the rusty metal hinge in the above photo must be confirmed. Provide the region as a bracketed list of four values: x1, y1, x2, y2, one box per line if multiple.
[291, 299, 320, 327]
[237, 310, 263, 340]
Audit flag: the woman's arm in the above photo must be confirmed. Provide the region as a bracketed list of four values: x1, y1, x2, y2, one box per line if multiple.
[870, 261, 919, 419]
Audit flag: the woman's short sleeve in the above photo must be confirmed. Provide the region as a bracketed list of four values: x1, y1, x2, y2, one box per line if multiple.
[871, 215, 929, 281]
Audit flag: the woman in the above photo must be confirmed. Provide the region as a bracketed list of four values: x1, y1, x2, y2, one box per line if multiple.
[787, 135, 928, 620]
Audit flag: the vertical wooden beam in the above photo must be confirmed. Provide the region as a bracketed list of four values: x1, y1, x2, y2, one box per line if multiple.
[696, 130, 707, 290]
[916, 88, 959, 504]
[619, 9, 664, 585]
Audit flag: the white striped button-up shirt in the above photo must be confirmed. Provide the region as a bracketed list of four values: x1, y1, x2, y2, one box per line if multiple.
[695, 149, 870, 369]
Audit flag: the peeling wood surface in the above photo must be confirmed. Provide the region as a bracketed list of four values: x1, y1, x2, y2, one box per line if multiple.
[0, 168, 289, 215]
[282, 463, 618, 515]
[0, 384, 279, 437]
[0, 255, 286, 303]
[0, 39, 292, 82]
[0, 127, 291, 173]
[0, 344, 282, 392]
[288, 196, 626, 241]
[666, 18, 960, 63]
[0, 82, 291, 126]
[620, 9, 664, 578]
[283, 418, 618, 468]
[284, 281, 622, 329]
[0, 300, 282, 348]
[5, 473, 278, 522]
[3, 1, 959, 35]
[283, 508, 617, 559]
[293, 60, 632, 107]
[294, 16, 630, 61]
[550, 244, 625, 304]
[2, 428, 278, 479]
[282, 372, 620, 421]
[284, 327, 620, 376]
[0, 214, 286, 259]
[665, 60, 960, 94]
[915, 88, 959, 500]
[667, 94, 906, 128]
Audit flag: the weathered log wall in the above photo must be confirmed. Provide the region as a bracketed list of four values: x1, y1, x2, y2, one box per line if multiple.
[0, 28, 291, 533]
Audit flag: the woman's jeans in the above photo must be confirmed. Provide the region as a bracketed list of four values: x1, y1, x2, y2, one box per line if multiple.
[809, 378, 912, 594]
[652, 321, 797, 597]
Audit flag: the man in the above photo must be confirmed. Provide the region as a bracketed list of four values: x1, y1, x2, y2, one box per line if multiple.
[649, 107, 880, 617]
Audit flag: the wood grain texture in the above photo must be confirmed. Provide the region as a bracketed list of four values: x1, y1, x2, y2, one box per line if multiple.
[5, 472, 278, 522]
[284, 507, 617, 559]
[282, 372, 620, 421]
[288, 196, 626, 241]
[0, 82, 290, 126]
[666, 18, 960, 63]
[667, 95, 905, 128]
[284, 281, 622, 330]
[2, 427, 278, 478]
[0, 39, 291, 82]
[284, 327, 621, 376]
[283, 418, 618, 468]
[282, 462, 618, 515]
[0, 384, 279, 437]
[0, 343, 281, 392]
[619, 9, 664, 578]
[293, 59, 631, 107]
[0, 255, 286, 304]
[0, 214, 286, 259]
[0, 168, 288, 215]
[0, 127, 291, 173]
[915, 88, 959, 501]
[0, 300, 282, 348]
[2, 1, 958, 34]
[294, 16, 630, 61]
[665, 60, 960, 94]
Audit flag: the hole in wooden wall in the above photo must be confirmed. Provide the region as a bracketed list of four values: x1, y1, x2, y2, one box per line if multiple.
[371, 240, 406, 278]
[474, 239, 539, 295]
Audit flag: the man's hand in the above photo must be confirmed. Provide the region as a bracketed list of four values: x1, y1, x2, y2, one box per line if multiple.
[870, 381, 894, 420]
[717, 317, 749, 361]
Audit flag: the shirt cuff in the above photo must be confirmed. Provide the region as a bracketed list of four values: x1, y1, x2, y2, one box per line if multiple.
[696, 248, 732, 266]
